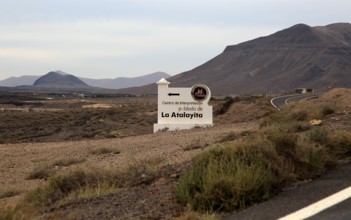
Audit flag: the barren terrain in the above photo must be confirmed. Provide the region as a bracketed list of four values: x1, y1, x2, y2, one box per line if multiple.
[0, 89, 350, 219]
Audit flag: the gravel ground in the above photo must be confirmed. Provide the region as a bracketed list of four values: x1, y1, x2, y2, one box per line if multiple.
[0, 122, 258, 209]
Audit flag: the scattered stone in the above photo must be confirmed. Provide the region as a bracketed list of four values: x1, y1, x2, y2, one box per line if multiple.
[309, 119, 322, 126]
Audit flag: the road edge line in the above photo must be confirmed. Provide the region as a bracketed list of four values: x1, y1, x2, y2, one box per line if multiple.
[278, 186, 351, 220]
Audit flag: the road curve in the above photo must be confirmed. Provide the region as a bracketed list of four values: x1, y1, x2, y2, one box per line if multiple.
[271, 93, 320, 110]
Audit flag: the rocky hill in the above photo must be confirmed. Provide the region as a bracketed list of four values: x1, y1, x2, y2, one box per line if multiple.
[33, 71, 90, 89]
[119, 23, 351, 95]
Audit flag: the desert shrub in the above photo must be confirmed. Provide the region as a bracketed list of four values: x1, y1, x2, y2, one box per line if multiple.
[52, 158, 86, 167]
[319, 104, 335, 117]
[0, 206, 16, 220]
[176, 210, 219, 220]
[214, 97, 238, 115]
[217, 131, 255, 144]
[26, 157, 163, 207]
[263, 126, 298, 157]
[177, 145, 272, 212]
[184, 139, 209, 151]
[326, 131, 351, 159]
[293, 136, 329, 178]
[263, 102, 336, 128]
[177, 115, 348, 213]
[27, 158, 86, 180]
[26, 169, 119, 206]
[26, 166, 53, 180]
[0, 189, 20, 199]
[217, 132, 238, 143]
[177, 131, 327, 212]
[0, 204, 37, 220]
[290, 110, 308, 121]
[304, 144, 328, 175]
[91, 147, 121, 155]
[306, 127, 329, 144]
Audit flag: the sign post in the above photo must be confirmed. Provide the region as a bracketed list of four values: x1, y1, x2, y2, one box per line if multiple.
[153, 78, 213, 132]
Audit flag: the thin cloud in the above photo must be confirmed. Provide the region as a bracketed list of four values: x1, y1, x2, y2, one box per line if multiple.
[0, 0, 349, 79]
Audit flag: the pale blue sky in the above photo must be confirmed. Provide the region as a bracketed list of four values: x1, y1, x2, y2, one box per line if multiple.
[0, 0, 350, 80]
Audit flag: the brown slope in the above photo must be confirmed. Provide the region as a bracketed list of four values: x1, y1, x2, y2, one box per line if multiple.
[118, 23, 351, 95]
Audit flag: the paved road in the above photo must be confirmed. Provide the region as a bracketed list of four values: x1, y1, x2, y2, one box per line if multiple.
[222, 163, 351, 220]
[270, 93, 320, 110]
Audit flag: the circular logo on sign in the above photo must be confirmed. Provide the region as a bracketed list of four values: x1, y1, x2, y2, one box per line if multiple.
[191, 84, 209, 101]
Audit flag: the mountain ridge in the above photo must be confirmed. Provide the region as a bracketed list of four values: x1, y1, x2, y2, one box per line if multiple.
[80, 71, 170, 89]
[0, 71, 170, 89]
[118, 22, 351, 95]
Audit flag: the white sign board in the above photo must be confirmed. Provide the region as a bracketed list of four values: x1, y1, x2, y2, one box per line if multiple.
[153, 78, 213, 132]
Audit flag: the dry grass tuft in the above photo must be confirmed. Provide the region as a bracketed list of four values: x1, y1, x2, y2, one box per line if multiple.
[0, 189, 21, 199]
[90, 147, 121, 155]
[26, 158, 86, 180]
[25, 157, 164, 208]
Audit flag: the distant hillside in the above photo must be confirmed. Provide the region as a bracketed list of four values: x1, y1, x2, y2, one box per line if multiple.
[33, 71, 90, 89]
[0, 71, 170, 90]
[80, 71, 170, 89]
[118, 22, 351, 95]
[0, 75, 40, 87]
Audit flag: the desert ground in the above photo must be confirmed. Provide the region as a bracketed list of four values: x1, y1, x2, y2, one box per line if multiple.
[0, 89, 350, 219]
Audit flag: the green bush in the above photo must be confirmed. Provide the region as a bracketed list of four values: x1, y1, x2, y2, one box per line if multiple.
[177, 146, 272, 212]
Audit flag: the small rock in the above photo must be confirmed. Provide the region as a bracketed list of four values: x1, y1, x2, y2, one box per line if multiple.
[309, 119, 322, 126]
[154, 177, 167, 186]
[170, 173, 179, 179]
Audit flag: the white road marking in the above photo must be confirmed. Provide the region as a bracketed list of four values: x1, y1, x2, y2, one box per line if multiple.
[278, 186, 351, 220]
[285, 95, 319, 105]
[270, 95, 295, 111]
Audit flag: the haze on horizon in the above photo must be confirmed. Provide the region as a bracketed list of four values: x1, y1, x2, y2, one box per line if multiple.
[0, 0, 350, 80]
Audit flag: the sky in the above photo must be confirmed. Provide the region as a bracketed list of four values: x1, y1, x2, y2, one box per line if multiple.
[0, 0, 350, 80]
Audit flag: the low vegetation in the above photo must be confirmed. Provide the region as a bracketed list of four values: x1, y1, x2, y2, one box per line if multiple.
[0, 97, 157, 144]
[17, 157, 163, 212]
[183, 139, 209, 151]
[0, 189, 20, 200]
[26, 168, 120, 207]
[176, 101, 350, 212]
[90, 147, 121, 155]
[26, 158, 86, 180]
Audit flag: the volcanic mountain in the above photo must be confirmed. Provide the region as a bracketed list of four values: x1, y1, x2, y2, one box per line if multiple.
[119, 23, 351, 95]
[33, 71, 90, 89]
